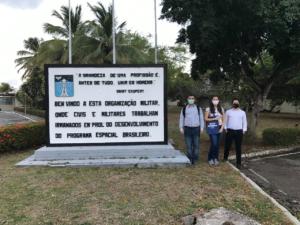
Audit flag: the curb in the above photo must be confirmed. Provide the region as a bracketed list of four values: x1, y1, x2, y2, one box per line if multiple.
[228, 146, 300, 160]
[227, 162, 300, 225]
[13, 111, 37, 122]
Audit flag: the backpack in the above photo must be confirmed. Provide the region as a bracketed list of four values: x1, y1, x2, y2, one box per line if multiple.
[182, 105, 200, 118]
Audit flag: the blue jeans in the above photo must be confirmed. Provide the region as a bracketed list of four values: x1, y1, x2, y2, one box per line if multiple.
[184, 126, 200, 164]
[208, 133, 220, 161]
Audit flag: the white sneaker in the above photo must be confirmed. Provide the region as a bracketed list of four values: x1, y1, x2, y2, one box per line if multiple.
[208, 160, 215, 166]
[214, 159, 220, 166]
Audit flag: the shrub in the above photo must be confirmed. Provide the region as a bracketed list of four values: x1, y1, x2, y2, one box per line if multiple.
[0, 122, 46, 152]
[262, 128, 300, 146]
[14, 107, 45, 118]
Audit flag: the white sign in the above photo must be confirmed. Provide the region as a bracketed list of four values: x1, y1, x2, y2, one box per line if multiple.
[46, 65, 167, 145]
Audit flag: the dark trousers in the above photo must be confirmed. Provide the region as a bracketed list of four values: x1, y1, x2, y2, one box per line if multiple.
[208, 133, 220, 161]
[224, 129, 243, 166]
[184, 126, 200, 164]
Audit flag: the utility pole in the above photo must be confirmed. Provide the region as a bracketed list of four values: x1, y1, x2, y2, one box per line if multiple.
[154, 0, 158, 64]
[112, 0, 116, 64]
[68, 0, 72, 64]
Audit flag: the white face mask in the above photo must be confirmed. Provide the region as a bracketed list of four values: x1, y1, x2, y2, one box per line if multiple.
[187, 99, 195, 105]
[212, 100, 219, 105]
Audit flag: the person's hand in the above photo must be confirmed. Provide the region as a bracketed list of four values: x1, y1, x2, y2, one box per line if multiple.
[180, 128, 184, 134]
[201, 128, 204, 133]
[219, 128, 223, 133]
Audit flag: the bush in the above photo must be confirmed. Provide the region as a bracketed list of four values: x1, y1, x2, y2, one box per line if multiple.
[14, 107, 45, 118]
[0, 123, 46, 152]
[262, 128, 300, 146]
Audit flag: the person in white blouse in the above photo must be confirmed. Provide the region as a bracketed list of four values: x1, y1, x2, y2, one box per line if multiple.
[223, 98, 247, 169]
[204, 96, 225, 166]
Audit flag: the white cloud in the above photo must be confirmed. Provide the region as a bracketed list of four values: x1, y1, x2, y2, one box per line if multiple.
[0, 0, 43, 9]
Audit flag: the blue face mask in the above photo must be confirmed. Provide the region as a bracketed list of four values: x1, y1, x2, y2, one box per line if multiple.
[187, 99, 195, 105]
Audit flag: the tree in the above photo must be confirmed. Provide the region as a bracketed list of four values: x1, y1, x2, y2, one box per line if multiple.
[161, 0, 300, 137]
[15, 37, 42, 79]
[18, 68, 45, 108]
[73, 2, 128, 64]
[0, 83, 13, 93]
[43, 5, 85, 65]
[43, 5, 83, 38]
[15, 2, 188, 109]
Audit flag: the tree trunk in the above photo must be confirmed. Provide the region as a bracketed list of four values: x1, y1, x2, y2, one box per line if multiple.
[249, 81, 274, 138]
[249, 94, 262, 138]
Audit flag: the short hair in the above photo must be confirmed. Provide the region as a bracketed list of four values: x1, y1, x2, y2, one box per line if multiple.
[232, 97, 239, 103]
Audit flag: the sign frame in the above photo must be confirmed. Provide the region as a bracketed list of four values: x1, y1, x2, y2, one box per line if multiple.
[45, 64, 168, 147]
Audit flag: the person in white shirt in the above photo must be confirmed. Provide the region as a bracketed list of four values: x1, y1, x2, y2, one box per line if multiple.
[204, 96, 225, 166]
[223, 98, 247, 169]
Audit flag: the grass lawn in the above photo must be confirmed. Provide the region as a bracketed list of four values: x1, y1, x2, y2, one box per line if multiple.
[0, 108, 298, 225]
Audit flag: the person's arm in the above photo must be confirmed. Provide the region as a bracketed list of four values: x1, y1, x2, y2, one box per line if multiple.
[219, 108, 225, 132]
[204, 108, 217, 122]
[242, 111, 247, 133]
[199, 108, 204, 132]
[224, 110, 228, 132]
[179, 109, 184, 134]
[204, 108, 210, 122]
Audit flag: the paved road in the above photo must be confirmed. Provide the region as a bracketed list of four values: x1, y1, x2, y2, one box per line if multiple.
[0, 111, 44, 126]
[241, 150, 300, 216]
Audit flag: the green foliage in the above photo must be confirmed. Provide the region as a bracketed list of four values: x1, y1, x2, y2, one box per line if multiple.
[14, 107, 45, 118]
[262, 128, 300, 146]
[0, 82, 13, 93]
[43, 5, 83, 38]
[15, 37, 42, 79]
[0, 123, 46, 152]
[161, 0, 300, 92]
[161, 0, 300, 135]
[15, 2, 188, 105]
[161, 0, 300, 80]
[18, 70, 45, 109]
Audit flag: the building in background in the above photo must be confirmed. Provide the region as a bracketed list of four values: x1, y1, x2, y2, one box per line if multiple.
[0, 92, 16, 111]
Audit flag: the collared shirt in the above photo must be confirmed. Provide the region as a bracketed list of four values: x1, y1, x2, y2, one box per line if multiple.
[179, 104, 204, 129]
[224, 108, 247, 132]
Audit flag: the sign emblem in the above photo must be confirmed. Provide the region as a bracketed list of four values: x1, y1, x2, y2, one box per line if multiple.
[55, 75, 74, 97]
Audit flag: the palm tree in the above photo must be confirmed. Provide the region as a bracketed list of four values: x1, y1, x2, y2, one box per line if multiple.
[36, 39, 69, 65]
[43, 5, 83, 38]
[73, 2, 127, 64]
[15, 37, 42, 79]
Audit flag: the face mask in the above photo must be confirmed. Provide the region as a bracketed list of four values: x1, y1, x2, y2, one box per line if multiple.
[187, 99, 195, 105]
[233, 103, 239, 108]
[212, 100, 219, 105]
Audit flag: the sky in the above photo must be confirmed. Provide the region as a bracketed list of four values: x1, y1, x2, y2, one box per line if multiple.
[0, 0, 184, 89]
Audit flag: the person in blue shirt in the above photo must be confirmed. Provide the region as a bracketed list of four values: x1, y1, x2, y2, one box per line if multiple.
[179, 95, 205, 165]
[204, 96, 225, 166]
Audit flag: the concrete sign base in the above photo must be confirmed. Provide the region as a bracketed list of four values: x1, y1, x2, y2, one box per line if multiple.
[16, 144, 190, 168]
